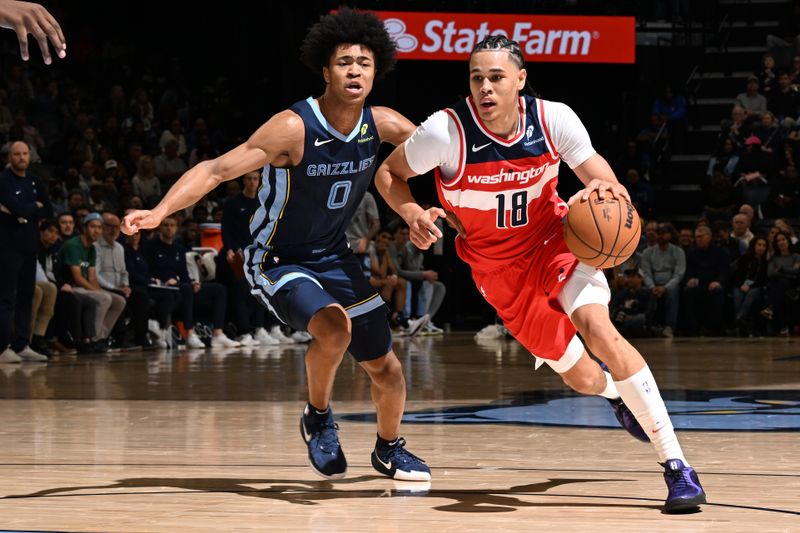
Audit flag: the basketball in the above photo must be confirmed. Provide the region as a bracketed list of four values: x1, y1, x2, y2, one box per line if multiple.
[563, 190, 641, 268]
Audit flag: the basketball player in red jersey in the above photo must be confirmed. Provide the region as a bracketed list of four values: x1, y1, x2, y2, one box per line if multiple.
[375, 36, 705, 512]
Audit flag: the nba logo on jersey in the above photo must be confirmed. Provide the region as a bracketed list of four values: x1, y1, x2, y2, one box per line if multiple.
[526, 124, 534, 139]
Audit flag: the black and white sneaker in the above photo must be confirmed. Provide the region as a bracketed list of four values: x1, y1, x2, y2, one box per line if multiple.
[371, 437, 431, 481]
[300, 404, 347, 480]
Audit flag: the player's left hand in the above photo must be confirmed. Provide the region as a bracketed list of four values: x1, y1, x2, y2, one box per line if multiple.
[568, 179, 631, 206]
[409, 207, 445, 250]
[444, 210, 466, 239]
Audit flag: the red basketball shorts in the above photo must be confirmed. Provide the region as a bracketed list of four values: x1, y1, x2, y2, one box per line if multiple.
[471, 239, 611, 372]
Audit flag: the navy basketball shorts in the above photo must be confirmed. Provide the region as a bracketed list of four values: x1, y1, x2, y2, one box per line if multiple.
[244, 248, 391, 362]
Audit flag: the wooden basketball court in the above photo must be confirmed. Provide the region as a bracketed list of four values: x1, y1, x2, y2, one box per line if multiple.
[0, 334, 797, 531]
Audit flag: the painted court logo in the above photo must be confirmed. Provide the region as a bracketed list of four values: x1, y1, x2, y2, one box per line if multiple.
[342, 389, 800, 431]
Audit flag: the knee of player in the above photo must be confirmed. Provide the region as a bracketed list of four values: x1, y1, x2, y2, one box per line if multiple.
[365, 353, 403, 384]
[580, 317, 624, 353]
[561, 371, 598, 395]
[310, 307, 351, 349]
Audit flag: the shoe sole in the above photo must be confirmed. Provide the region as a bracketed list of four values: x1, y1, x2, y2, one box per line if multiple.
[665, 494, 707, 513]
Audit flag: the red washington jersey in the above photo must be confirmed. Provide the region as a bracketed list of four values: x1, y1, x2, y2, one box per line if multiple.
[405, 94, 596, 274]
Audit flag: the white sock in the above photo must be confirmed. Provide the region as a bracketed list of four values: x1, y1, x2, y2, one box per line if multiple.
[615, 365, 688, 465]
[599, 371, 620, 400]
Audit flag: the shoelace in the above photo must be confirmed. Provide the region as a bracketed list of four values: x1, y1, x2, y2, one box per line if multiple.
[382, 437, 426, 465]
[314, 421, 341, 454]
[664, 465, 690, 491]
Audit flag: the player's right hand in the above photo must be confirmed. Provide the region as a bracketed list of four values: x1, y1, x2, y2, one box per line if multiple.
[0, 0, 67, 63]
[121, 209, 162, 235]
[409, 207, 445, 250]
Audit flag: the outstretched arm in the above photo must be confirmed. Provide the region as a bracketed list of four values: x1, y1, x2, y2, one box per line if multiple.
[122, 111, 303, 235]
[375, 145, 444, 250]
[0, 0, 66, 63]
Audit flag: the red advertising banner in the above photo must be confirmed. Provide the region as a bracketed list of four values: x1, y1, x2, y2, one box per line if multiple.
[374, 11, 635, 64]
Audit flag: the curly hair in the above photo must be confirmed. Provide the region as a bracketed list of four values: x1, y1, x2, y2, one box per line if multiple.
[300, 7, 397, 79]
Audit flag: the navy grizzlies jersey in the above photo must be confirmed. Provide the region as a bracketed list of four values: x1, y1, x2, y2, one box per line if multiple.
[248, 97, 381, 261]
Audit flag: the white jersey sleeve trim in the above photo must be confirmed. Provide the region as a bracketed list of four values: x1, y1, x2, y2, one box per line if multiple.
[540, 100, 596, 169]
[403, 110, 461, 180]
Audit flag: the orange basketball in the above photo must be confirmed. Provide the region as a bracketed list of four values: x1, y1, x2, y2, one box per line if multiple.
[563, 190, 641, 268]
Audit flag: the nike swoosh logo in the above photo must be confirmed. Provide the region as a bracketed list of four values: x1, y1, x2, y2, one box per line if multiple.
[301, 419, 312, 443]
[652, 425, 664, 434]
[314, 138, 334, 146]
[376, 455, 393, 470]
[471, 142, 492, 152]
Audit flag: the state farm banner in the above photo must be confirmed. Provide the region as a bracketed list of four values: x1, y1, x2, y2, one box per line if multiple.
[375, 11, 635, 64]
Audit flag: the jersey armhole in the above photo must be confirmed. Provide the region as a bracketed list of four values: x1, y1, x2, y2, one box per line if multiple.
[537, 99, 557, 160]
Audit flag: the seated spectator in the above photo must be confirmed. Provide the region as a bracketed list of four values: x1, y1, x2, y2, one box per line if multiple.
[643, 220, 658, 249]
[390, 224, 446, 334]
[739, 203, 755, 225]
[366, 229, 407, 333]
[721, 106, 749, 149]
[346, 190, 380, 257]
[768, 73, 800, 127]
[159, 119, 187, 158]
[56, 212, 75, 242]
[30, 255, 56, 356]
[131, 155, 161, 208]
[678, 227, 695, 253]
[188, 133, 218, 169]
[713, 220, 745, 260]
[144, 216, 239, 348]
[731, 213, 754, 249]
[610, 269, 651, 337]
[624, 168, 654, 219]
[124, 230, 181, 348]
[39, 221, 98, 354]
[60, 213, 126, 351]
[48, 179, 67, 215]
[753, 112, 783, 155]
[95, 212, 150, 348]
[774, 218, 800, 252]
[733, 136, 772, 215]
[761, 230, 800, 336]
[640, 223, 685, 337]
[153, 139, 187, 188]
[211, 205, 223, 223]
[734, 77, 768, 118]
[652, 85, 688, 153]
[682, 226, 730, 335]
[706, 138, 740, 178]
[731, 236, 769, 334]
[181, 218, 199, 248]
[757, 53, 777, 95]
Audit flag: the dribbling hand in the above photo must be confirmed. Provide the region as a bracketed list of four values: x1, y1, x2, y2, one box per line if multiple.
[568, 179, 631, 206]
[121, 209, 162, 235]
[409, 207, 445, 250]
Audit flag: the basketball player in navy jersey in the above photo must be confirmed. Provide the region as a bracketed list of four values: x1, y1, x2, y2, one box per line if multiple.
[122, 9, 430, 482]
[375, 36, 705, 511]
